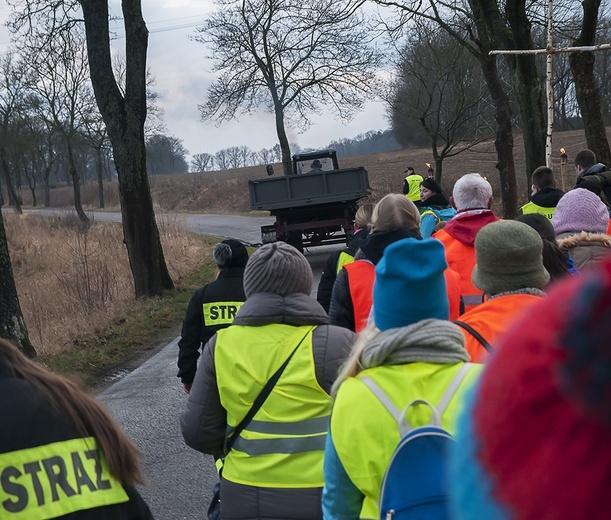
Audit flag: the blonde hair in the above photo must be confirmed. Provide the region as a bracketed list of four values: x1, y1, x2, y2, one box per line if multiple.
[332, 323, 381, 396]
[0, 339, 145, 487]
[371, 194, 420, 234]
[354, 202, 375, 230]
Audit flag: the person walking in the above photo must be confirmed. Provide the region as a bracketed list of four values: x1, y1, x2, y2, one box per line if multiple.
[402, 166, 424, 207]
[181, 242, 355, 520]
[433, 173, 499, 312]
[454, 220, 549, 363]
[449, 256, 611, 520]
[418, 178, 457, 238]
[520, 166, 565, 220]
[316, 203, 375, 313]
[177, 239, 249, 394]
[552, 188, 611, 273]
[322, 237, 482, 520]
[0, 338, 153, 519]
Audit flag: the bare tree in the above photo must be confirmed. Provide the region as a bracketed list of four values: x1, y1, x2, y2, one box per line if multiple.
[388, 23, 495, 182]
[0, 53, 28, 214]
[215, 149, 229, 170]
[190, 152, 215, 172]
[196, 0, 382, 175]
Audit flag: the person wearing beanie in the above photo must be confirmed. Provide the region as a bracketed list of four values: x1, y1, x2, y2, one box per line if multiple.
[434, 173, 500, 313]
[551, 187, 611, 273]
[454, 220, 549, 363]
[419, 178, 457, 238]
[322, 237, 482, 520]
[317, 202, 375, 313]
[450, 256, 611, 520]
[177, 238, 250, 393]
[181, 241, 355, 520]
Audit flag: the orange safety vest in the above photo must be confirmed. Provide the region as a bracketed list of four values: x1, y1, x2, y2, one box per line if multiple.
[434, 229, 484, 312]
[344, 260, 375, 333]
[455, 293, 543, 362]
[444, 267, 463, 320]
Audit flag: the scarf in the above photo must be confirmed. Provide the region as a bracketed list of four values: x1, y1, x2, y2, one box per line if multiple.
[361, 319, 469, 368]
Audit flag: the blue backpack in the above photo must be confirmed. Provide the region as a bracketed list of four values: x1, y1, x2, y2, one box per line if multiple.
[360, 363, 473, 520]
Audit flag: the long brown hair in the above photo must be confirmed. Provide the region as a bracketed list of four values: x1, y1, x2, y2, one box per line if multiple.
[0, 338, 145, 487]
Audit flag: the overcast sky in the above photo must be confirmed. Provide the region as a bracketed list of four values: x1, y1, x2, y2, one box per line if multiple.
[1, 1, 389, 162]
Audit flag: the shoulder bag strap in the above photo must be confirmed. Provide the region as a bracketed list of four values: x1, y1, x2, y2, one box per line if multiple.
[224, 325, 314, 453]
[454, 320, 494, 353]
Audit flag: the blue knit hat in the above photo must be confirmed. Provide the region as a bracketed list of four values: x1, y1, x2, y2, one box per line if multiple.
[373, 237, 449, 331]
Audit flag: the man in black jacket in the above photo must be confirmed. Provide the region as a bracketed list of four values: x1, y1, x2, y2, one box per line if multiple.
[177, 239, 249, 393]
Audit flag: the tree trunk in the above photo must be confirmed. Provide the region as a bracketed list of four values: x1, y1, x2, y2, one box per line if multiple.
[469, 0, 518, 218]
[44, 168, 51, 207]
[96, 147, 105, 208]
[80, 0, 173, 297]
[0, 207, 36, 357]
[67, 141, 89, 223]
[1, 153, 23, 214]
[273, 102, 292, 175]
[504, 0, 547, 187]
[569, 0, 611, 166]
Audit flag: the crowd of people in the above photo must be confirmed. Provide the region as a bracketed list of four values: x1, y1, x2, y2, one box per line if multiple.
[2, 148, 611, 519]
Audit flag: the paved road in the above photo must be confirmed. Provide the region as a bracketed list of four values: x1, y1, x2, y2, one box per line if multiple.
[49, 210, 343, 518]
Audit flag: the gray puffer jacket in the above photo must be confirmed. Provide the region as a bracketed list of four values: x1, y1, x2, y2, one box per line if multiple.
[181, 292, 356, 520]
[557, 231, 611, 273]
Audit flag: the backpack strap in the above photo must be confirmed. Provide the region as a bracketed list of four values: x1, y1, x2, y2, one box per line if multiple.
[361, 363, 474, 437]
[454, 320, 494, 353]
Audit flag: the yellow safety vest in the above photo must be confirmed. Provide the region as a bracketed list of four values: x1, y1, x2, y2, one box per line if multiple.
[404, 175, 424, 202]
[215, 324, 332, 488]
[520, 201, 556, 220]
[330, 362, 482, 519]
[0, 437, 128, 519]
[336, 251, 355, 274]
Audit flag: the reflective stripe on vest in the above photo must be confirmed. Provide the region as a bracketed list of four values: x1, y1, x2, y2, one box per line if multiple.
[331, 363, 482, 520]
[404, 175, 424, 202]
[202, 301, 244, 326]
[520, 201, 556, 220]
[0, 437, 128, 519]
[434, 230, 484, 312]
[215, 324, 332, 488]
[344, 260, 375, 333]
[336, 251, 355, 274]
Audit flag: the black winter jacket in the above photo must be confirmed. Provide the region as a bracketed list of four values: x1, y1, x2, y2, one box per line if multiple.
[177, 267, 246, 385]
[0, 357, 153, 520]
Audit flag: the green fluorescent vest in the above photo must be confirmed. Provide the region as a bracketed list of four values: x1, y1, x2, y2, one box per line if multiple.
[405, 175, 424, 202]
[336, 251, 355, 274]
[215, 324, 332, 488]
[0, 437, 128, 519]
[520, 201, 556, 220]
[331, 363, 482, 519]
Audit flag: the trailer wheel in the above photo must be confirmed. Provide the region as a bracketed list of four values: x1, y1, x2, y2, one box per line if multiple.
[286, 232, 304, 253]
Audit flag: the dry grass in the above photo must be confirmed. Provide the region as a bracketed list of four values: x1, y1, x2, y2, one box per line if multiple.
[7, 212, 212, 357]
[27, 127, 593, 214]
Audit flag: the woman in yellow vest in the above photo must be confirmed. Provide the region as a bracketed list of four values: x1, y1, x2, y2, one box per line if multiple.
[322, 238, 482, 520]
[0, 338, 153, 519]
[181, 242, 356, 520]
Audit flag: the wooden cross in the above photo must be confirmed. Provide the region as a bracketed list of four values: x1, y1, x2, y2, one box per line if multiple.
[489, 0, 611, 172]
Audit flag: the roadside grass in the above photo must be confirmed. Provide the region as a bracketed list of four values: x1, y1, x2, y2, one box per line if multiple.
[39, 262, 218, 391]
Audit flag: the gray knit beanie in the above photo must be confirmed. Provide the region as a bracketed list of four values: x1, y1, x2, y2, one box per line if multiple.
[472, 220, 550, 294]
[243, 242, 313, 297]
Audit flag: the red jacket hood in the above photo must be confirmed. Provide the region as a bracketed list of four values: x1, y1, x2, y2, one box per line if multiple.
[443, 211, 499, 246]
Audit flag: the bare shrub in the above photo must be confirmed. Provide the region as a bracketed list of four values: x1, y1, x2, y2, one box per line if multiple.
[6, 213, 210, 356]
